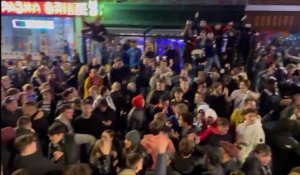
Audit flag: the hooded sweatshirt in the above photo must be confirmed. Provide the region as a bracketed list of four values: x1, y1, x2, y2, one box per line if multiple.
[236, 120, 265, 163]
[140, 133, 175, 170]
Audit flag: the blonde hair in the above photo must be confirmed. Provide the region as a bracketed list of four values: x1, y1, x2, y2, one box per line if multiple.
[22, 84, 34, 91]
[78, 65, 89, 76]
[111, 82, 121, 91]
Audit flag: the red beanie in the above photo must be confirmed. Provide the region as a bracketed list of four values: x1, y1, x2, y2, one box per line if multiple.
[132, 95, 144, 109]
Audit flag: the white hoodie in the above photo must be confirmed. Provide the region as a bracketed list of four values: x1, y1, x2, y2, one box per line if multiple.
[236, 120, 265, 163]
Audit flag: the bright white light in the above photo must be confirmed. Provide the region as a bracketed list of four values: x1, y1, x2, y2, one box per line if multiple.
[12, 19, 55, 29]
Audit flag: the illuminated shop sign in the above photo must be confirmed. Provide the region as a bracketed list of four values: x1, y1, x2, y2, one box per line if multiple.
[1, 1, 99, 16]
[12, 19, 55, 29]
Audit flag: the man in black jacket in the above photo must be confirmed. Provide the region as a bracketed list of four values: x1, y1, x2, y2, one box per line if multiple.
[73, 99, 102, 138]
[242, 144, 272, 175]
[13, 134, 62, 175]
[1, 96, 23, 128]
[92, 98, 117, 133]
[82, 16, 107, 64]
[110, 58, 131, 86]
[48, 123, 80, 167]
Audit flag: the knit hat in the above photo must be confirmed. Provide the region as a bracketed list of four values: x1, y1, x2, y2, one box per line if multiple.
[3, 96, 16, 105]
[197, 104, 218, 122]
[132, 95, 144, 109]
[125, 130, 141, 146]
[197, 104, 210, 113]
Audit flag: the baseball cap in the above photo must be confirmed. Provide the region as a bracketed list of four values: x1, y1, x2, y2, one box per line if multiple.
[3, 96, 16, 105]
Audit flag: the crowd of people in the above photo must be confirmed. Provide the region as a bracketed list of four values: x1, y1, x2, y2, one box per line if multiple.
[1, 13, 300, 175]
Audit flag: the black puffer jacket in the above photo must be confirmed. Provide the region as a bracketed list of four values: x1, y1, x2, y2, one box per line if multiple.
[48, 134, 80, 166]
[92, 155, 116, 175]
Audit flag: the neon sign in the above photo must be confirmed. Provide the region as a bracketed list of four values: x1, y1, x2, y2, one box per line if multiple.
[1, 1, 99, 16]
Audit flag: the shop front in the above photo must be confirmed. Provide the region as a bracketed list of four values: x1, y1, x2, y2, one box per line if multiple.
[1, 0, 100, 61]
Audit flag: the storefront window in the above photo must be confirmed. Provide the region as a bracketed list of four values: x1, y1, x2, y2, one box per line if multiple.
[1, 15, 74, 60]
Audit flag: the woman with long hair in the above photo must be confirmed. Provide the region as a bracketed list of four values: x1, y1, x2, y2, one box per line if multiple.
[90, 130, 120, 175]
[78, 65, 89, 98]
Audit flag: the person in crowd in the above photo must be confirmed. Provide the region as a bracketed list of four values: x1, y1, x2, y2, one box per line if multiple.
[230, 97, 259, 127]
[195, 104, 218, 133]
[78, 65, 89, 98]
[110, 58, 131, 86]
[140, 119, 175, 171]
[200, 118, 234, 146]
[171, 138, 203, 174]
[110, 82, 124, 111]
[22, 101, 48, 152]
[171, 87, 189, 108]
[118, 152, 144, 175]
[146, 79, 171, 105]
[93, 86, 116, 111]
[90, 130, 118, 175]
[178, 112, 199, 140]
[152, 95, 174, 118]
[54, 103, 96, 151]
[48, 122, 95, 166]
[1, 76, 12, 93]
[38, 88, 56, 123]
[14, 116, 35, 137]
[168, 103, 189, 133]
[226, 79, 259, 109]
[30, 66, 48, 89]
[236, 109, 265, 164]
[92, 97, 117, 132]
[178, 77, 194, 104]
[6, 88, 21, 101]
[259, 77, 283, 118]
[72, 97, 83, 119]
[127, 95, 146, 132]
[281, 93, 300, 119]
[51, 61, 66, 83]
[56, 87, 78, 109]
[1, 96, 23, 128]
[171, 68, 192, 88]
[73, 99, 102, 138]
[55, 104, 75, 133]
[84, 68, 103, 98]
[82, 16, 108, 64]
[149, 60, 173, 89]
[21, 84, 37, 102]
[200, 146, 225, 175]
[127, 40, 142, 69]
[191, 92, 208, 113]
[242, 144, 272, 175]
[13, 134, 62, 175]
[204, 32, 222, 73]
[136, 55, 155, 95]
[205, 82, 229, 118]
[8, 60, 27, 90]
[120, 130, 150, 174]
